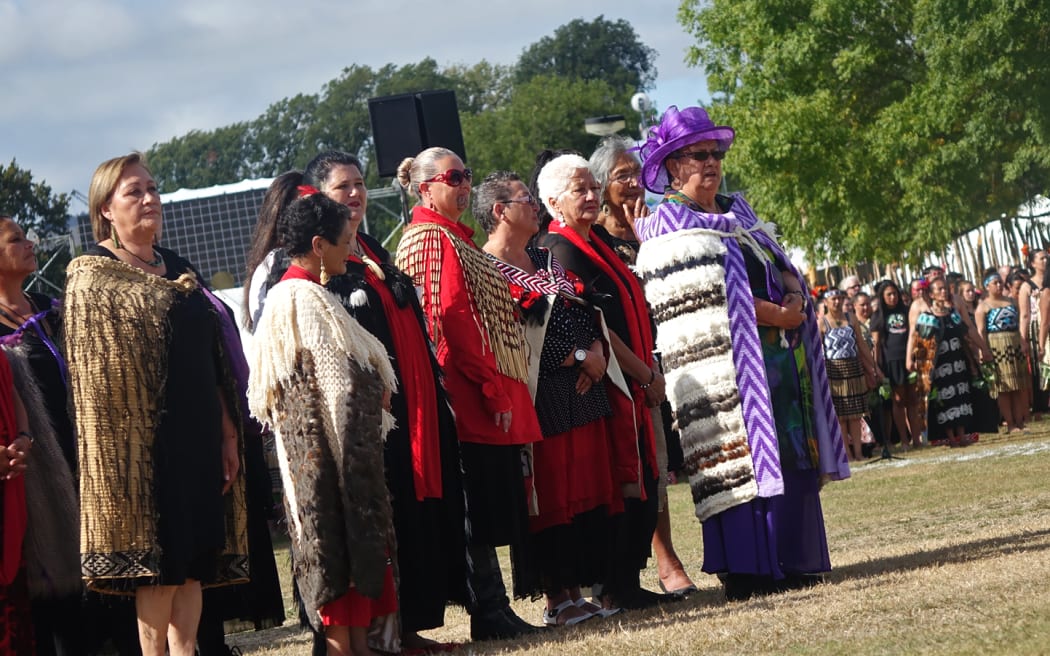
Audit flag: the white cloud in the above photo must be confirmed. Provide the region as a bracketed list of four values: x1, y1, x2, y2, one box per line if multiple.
[2, 0, 709, 196]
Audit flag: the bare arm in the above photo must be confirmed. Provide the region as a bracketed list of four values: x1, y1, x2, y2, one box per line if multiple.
[608, 331, 664, 407]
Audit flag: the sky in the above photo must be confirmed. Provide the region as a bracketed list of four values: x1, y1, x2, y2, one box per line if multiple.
[0, 0, 711, 207]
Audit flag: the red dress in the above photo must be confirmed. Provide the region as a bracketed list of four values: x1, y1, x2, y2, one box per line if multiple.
[1, 352, 33, 654]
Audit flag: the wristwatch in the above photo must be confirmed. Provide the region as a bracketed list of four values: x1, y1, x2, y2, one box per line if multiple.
[574, 348, 588, 365]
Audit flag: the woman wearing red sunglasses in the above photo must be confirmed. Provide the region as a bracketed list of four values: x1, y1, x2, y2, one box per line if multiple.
[395, 148, 543, 641]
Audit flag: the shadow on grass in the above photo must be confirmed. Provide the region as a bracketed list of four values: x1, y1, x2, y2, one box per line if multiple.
[827, 527, 1050, 582]
[457, 528, 1050, 654]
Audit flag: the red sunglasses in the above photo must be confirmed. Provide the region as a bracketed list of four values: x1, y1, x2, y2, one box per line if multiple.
[424, 168, 473, 187]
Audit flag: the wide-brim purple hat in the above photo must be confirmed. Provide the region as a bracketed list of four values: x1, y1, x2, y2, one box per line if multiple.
[639, 105, 735, 193]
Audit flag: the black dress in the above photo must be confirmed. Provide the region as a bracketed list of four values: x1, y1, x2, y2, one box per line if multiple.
[88, 245, 227, 586]
[326, 233, 470, 632]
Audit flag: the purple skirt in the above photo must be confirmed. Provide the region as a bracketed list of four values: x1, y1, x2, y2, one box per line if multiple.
[701, 467, 831, 579]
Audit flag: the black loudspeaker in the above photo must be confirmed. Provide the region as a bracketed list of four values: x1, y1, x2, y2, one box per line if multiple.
[369, 90, 467, 178]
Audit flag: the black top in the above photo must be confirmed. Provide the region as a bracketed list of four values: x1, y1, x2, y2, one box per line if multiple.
[87, 244, 227, 583]
[870, 304, 910, 361]
[523, 246, 609, 437]
[540, 224, 637, 350]
[0, 291, 75, 471]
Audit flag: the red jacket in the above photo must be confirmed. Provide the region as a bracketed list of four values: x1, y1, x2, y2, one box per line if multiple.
[400, 207, 541, 446]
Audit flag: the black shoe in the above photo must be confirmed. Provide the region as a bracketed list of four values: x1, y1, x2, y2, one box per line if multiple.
[615, 587, 679, 610]
[502, 607, 542, 633]
[776, 573, 824, 592]
[722, 573, 777, 601]
[471, 609, 540, 641]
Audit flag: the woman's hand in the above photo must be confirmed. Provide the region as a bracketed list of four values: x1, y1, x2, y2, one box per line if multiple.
[220, 409, 240, 494]
[3, 436, 31, 479]
[494, 410, 512, 433]
[622, 197, 650, 222]
[577, 349, 607, 388]
[643, 367, 666, 407]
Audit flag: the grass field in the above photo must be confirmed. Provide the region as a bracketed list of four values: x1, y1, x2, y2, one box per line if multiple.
[230, 424, 1050, 655]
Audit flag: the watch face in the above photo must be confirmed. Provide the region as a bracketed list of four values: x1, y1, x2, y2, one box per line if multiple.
[575, 348, 587, 362]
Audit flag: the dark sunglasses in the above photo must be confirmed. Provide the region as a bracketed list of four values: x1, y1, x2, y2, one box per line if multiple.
[675, 149, 727, 162]
[425, 168, 473, 187]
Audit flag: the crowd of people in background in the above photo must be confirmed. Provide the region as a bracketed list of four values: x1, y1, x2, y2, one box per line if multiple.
[1, 103, 1047, 656]
[817, 258, 1050, 457]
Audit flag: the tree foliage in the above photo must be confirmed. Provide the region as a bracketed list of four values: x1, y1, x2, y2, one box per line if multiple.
[514, 15, 657, 91]
[678, 0, 1050, 266]
[463, 75, 635, 181]
[0, 159, 71, 237]
[146, 14, 654, 211]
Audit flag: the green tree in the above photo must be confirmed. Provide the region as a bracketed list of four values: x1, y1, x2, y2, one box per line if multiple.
[678, 0, 1050, 266]
[514, 15, 657, 92]
[0, 159, 70, 237]
[148, 123, 252, 193]
[462, 75, 637, 182]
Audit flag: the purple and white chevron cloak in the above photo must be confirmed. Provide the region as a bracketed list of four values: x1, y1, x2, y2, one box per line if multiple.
[634, 195, 848, 521]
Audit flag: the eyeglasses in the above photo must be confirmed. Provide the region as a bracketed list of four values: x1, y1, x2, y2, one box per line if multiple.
[424, 168, 473, 187]
[848, 284, 861, 290]
[674, 149, 727, 162]
[610, 169, 641, 184]
[499, 194, 536, 206]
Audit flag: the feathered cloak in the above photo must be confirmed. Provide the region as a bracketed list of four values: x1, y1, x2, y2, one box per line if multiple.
[246, 278, 398, 631]
[634, 195, 848, 522]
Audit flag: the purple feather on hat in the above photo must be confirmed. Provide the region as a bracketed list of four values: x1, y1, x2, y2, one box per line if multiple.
[639, 105, 735, 194]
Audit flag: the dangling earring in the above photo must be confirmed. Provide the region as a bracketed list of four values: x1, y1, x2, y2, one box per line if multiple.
[320, 259, 330, 286]
[556, 212, 567, 227]
[112, 229, 122, 250]
[601, 202, 610, 215]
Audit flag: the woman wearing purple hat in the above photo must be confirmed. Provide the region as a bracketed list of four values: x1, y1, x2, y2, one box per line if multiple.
[631, 106, 850, 601]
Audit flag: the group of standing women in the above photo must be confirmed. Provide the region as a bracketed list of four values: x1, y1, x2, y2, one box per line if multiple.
[1, 154, 285, 656]
[860, 262, 1042, 452]
[2, 102, 854, 656]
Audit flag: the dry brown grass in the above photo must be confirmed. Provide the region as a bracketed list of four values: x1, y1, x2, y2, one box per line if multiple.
[231, 424, 1050, 655]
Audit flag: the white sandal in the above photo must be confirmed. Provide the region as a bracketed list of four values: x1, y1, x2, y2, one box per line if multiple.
[542, 599, 594, 627]
[577, 597, 622, 618]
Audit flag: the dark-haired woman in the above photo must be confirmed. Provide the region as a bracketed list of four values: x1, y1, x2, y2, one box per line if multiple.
[243, 171, 301, 331]
[0, 215, 81, 656]
[977, 272, 1030, 433]
[249, 191, 398, 656]
[395, 148, 543, 641]
[305, 150, 469, 650]
[870, 280, 921, 449]
[908, 278, 977, 446]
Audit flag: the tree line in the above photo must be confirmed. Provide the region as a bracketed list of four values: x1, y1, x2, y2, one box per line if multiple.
[6, 6, 1048, 275]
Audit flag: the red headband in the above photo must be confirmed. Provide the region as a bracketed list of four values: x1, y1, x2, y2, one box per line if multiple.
[297, 184, 320, 198]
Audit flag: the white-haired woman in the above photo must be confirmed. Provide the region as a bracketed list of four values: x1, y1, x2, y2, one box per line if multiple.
[589, 137, 696, 596]
[536, 152, 671, 611]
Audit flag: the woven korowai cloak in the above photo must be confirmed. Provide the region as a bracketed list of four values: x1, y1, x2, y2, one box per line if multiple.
[64, 255, 248, 592]
[634, 195, 849, 522]
[247, 278, 399, 636]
